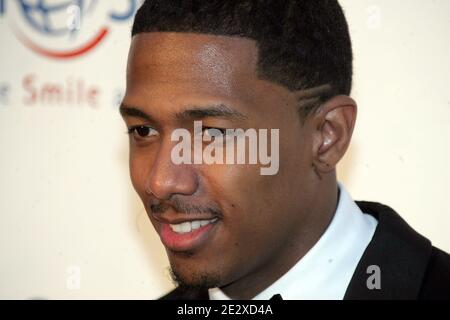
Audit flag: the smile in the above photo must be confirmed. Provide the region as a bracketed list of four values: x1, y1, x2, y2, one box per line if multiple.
[159, 218, 220, 252]
[169, 218, 218, 234]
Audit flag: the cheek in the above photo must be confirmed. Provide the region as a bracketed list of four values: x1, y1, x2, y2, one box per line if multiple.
[276, 128, 312, 191]
[211, 172, 295, 281]
[205, 162, 262, 202]
[215, 143, 308, 240]
[210, 163, 277, 235]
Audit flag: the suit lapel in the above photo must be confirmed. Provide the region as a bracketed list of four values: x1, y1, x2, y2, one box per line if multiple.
[344, 201, 432, 299]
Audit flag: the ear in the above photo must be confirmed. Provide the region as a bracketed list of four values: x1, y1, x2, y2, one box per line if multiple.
[310, 95, 357, 174]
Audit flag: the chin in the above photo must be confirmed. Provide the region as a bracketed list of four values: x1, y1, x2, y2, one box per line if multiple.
[169, 264, 222, 290]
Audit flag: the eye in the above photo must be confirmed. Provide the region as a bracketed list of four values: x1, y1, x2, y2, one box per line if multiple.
[202, 127, 226, 138]
[127, 125, 159, 139]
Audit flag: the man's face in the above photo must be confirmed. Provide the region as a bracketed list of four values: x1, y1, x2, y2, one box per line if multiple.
[122, 32, 318, 290]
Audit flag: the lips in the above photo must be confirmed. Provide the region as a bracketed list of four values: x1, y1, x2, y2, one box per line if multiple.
[157, 217, 220, 252]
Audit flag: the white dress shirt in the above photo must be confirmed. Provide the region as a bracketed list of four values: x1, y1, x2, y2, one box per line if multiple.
[208, 183, 378, 300]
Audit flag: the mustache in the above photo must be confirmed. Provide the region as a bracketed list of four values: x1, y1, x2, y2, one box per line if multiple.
[149, 196, 223, 217]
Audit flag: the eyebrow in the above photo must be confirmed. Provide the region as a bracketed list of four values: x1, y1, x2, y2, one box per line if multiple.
[175, 104, 247, 121]
[119, 102, 248, 125]
[119, 103, 155, 122]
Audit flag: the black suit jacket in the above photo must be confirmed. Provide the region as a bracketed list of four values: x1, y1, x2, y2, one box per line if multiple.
[160, 201, 450, 300]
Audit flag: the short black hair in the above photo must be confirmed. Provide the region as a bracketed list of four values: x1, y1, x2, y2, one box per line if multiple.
[132, 0, 353, 116]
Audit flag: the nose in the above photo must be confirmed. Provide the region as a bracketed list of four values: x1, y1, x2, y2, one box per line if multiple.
[145, 140, 199, 200]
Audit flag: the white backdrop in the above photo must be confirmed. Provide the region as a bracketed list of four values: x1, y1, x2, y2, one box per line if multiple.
[0, 0, 449, 299]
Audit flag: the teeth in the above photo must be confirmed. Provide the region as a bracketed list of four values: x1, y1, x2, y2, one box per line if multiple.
[191, 221, 201, 230]
[179, 222, 191, 233]
[169, 218, 217, 234]
[171, 224, 181, 233]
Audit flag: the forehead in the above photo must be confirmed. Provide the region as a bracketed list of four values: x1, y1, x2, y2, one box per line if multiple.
[124, 32, 295, 125]
[126, 32, 261, 95]
[128, 32, 258, 75]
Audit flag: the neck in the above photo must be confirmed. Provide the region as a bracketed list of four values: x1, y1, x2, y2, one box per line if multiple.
[221, 177, 339, 299]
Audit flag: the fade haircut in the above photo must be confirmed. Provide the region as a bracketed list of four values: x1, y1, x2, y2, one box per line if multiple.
[132, 0, 353, 117]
